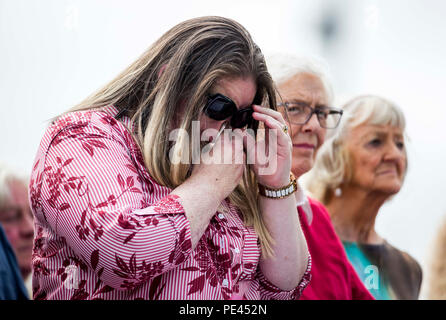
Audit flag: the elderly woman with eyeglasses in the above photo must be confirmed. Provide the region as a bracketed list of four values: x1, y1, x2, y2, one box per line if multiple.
[267, 54, 374, 300]
[305, 95, 422, 300]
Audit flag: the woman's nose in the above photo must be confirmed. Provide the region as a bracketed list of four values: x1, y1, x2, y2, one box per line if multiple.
[302, 113, 319, 132]
[383, 142, 403, 160]
[19, 210, 34, 239]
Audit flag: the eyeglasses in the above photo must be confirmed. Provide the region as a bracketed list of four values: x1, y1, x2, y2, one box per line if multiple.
[277, 101, 343, 129]
[204, 93, 255, 128]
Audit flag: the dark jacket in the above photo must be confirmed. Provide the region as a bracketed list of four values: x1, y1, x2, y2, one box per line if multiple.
[0, 224, 29, 300]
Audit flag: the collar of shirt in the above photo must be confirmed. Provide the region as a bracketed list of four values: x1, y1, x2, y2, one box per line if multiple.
[295, 182, 313, 225]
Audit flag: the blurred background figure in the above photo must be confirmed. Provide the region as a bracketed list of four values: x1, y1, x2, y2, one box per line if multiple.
[0, 162, 34, 297]
[267, 53, 373, 299]
[305, 95, 422, 299]
[427, 215, 446, 299]
[0, 224, 28, 299]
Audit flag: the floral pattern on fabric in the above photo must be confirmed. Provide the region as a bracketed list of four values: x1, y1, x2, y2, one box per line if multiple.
[29, 105, 310, 300]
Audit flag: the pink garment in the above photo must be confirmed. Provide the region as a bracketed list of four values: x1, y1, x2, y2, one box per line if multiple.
[29, 105, 311, 300]
[298, 198, 374, 300]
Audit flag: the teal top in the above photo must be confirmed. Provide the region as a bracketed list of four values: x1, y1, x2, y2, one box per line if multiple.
[343, 241, 393, 300]
[342, 240, 422, 300]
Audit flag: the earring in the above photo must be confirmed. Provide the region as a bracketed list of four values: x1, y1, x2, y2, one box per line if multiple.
[334, 187, 342, 197]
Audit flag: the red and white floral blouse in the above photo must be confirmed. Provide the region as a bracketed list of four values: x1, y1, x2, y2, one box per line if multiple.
[28, 105, 311, 300]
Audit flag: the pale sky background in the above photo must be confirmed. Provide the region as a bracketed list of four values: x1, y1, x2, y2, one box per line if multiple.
[1, 0, 445, 298]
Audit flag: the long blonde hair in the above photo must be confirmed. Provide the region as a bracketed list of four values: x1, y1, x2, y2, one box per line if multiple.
[64, 16, 276, 256]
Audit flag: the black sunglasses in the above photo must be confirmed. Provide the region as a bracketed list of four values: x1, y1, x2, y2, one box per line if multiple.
[204, 93, 255, 129]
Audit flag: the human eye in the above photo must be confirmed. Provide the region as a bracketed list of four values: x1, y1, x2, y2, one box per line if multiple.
[0, 208, 21, 224]
[368, 138, 382, 147]
[396, 140, 405, 150]
[287, 102, 307, 113]
[316, 108, 329, 119]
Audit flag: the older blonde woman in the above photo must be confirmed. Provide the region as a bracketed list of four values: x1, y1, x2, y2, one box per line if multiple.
[306, 95, 422, 299]
[29, 16, 310, 300]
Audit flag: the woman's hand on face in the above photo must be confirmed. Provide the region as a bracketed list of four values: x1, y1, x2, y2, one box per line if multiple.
[189, 102, 294, 198]
[245, 104, 293, 188]
[189, 127, 246, 202]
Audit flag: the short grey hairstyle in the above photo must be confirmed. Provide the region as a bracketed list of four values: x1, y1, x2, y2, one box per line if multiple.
[266, 52, 335, 105]
[304, 95, 407, 204]
[0, 162, 28, 208]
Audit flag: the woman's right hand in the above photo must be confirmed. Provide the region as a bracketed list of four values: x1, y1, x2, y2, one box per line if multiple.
[171, 127, 246, 248]
[189, 127, 246, 202]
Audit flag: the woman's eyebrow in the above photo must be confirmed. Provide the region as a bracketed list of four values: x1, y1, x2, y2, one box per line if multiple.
[0, 205, 22, 212]
[362, 130, 389, 141]
[282, 98, 308, 104]
[282, 100, 330, 110]
[0, 206, 22, 219]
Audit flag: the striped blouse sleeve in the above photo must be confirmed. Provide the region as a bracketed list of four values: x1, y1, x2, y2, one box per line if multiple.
[38, 119, 192, 290]
[257, 254, 312, 300]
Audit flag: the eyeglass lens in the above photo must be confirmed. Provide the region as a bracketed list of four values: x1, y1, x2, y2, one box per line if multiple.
[282, 102, 342, 128]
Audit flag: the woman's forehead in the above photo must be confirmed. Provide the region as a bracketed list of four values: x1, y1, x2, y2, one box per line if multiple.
[349, 123, 404, 138]
[277, 73, 328, 104]
[212, 76, 257, 109]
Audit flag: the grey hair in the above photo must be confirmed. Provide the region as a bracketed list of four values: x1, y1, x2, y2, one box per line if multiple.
[304, 95, 407, 204]
[0, 162, 28, 207]
[266, 52, 334, 105]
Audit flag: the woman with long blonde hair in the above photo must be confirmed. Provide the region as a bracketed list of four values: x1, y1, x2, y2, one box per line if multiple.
[29, 16, 310, 300]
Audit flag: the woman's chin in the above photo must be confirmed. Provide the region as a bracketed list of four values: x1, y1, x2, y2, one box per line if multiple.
[373, 183, 403, 197]
[292, 159, 314, 176]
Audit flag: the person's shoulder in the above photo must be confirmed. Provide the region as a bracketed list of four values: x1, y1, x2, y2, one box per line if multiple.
[304, 196, 344, 240]
[306, 196, 331, 220]
[384, 241, 419, 263]
[51, 107, 112, 130]
[0, 226, 29, 300]
[0, 224, 12, 252]
[384, 240, 423, 279]
[47, 106, 126, 141]
[307, 196, 323, 208]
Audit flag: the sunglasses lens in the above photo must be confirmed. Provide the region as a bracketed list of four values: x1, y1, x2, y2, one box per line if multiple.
[204, 94, 236, 121]
[231, 107, 254, 128]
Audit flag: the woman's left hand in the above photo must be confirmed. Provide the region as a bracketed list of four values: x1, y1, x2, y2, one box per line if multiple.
[243, 104, 292, 188]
